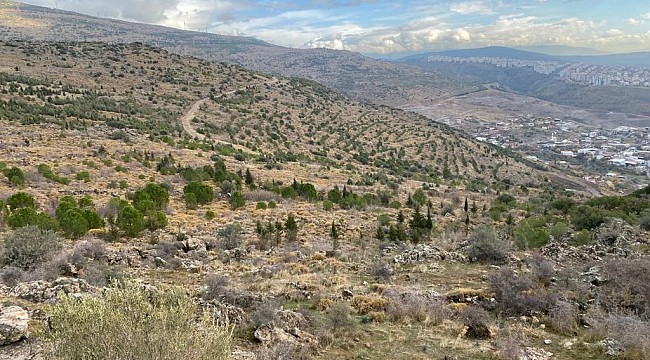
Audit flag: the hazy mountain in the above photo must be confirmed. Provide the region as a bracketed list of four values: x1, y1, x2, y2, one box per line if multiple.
[401, 47, 560, 62]
[515, 45, 610, 56]
[560, 52, 650, 68]
[0, 1, 465, 108]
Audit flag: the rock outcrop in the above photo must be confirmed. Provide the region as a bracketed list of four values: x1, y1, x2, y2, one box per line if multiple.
[0, 306, 29, 345]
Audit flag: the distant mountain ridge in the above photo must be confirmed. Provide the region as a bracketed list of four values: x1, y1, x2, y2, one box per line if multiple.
[402, 46, 560, 62]
[400, 46, 650, 68]
[0, 1, 466, 108]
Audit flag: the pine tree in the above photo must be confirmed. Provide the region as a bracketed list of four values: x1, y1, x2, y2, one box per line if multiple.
[464, 197, 469, 213]
[330, 221, 339, 250]
[285, 214, 298, 242]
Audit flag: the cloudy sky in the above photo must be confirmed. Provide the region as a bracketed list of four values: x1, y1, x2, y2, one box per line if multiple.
[20, 0, 650, 54]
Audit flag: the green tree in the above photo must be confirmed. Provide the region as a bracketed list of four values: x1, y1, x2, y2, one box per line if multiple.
[285, 213, 298, 242]
[412, 189, 427, 208]
[184, 193, 198, 210]
[59, 208, 90, 238]
[244, 168, 254, 187]
[229, 192, 246, 210]
[330, 221, 339, 250]
[146, 211, 168, 231]
[183, 182, 214, 205]
[7, 207, 40, 229]
[142, 183, 169, 210]
[116, 205, 145, 237]
[6, 192, 35, 211]
[3, 167, 25, 187]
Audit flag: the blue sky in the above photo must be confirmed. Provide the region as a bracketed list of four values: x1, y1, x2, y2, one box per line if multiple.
[21, 0, 650, 54]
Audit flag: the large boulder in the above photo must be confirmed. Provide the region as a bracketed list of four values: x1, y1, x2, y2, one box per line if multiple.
[0, 306, 29, 345]
[9, 278, 95, 303]
[394, 244, 466, 264]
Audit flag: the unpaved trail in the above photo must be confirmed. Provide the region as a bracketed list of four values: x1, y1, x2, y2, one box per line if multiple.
[179, 90, 259, 155]
[180, 98, 209, 141]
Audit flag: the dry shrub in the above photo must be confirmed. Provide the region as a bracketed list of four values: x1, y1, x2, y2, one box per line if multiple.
[547, 300, 578, 335]
[351, 295, 388, 315]
[254, 342, 311, 360]
[527, 253, 554, 286]
[250, 300, 280, 329]
[604, 313, 650, 360]
[316, 298, 333, 311]
[48, 280, 232, 360]
[496, 329, 525, 360]
[489, 267, 556, 316]
[386, 292, 451, 325]
[244, 190, 281, 203]
[204, 274, 229, 300]
[460, 306, 492, 339]
[599, 258, 650, 316]
[367, 311, 386, 323]
[369, 261, 393, 283]
[321, 301, 356, 334]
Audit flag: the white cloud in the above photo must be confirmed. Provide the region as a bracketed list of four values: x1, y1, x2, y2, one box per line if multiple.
[642, 12, 650, 20]
[449, 1, 495, 15]
[626, 18, 644, 25]
[302, 14, 650, 54]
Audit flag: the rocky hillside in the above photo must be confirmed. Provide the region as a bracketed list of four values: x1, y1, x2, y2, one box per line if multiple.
[0, 40, 648, 360]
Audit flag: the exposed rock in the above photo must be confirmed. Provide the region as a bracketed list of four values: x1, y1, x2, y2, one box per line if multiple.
[394, 244, 466, 264]
[0, 339, 43, 360]
[542, 218, 646, 262]
[592, 218, 645, 246]
[203, 300, 247, 325]
[581, 266, 607, 286]
[521, 347, 553, 360]
[254, 325, 294, 344]
[0, 306, 29, 345]
[600, 338, 624, 357]
[276, 310, 308, 330]
[182, 237, 206, 252]
[9, 278, 95, 303]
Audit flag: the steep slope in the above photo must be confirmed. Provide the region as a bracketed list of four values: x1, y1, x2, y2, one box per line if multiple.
[0, 40, 549, 190]
[0, 1, 466, 108]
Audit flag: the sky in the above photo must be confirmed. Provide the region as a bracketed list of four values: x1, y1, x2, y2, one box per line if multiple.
[19, 0, 650, 55]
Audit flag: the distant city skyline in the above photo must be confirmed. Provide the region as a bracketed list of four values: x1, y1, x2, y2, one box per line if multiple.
[18, 0, 650, 55]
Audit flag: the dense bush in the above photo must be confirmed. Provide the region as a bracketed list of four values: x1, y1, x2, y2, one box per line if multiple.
[37, 164, 70, 185]
[3, 166, 25, 187]
[229, 192, 246, 210]
[5, 192, 35, 211]
[183, 182, 214, 205]
[116, 205, 145, 237]
[465, 224, 510, 263]
[48, 280, 232, 360]
[1, 226, 62, 269]
[513, 216, 550, 250]
[460, 306, 492, 339]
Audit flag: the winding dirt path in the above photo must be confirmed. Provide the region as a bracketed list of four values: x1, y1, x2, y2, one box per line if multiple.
[179, 90, 260, 155]
[180, 98, 209, 141]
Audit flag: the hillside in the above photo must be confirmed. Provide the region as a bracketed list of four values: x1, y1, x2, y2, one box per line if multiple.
[0, 38, 647, 360]
[0, 0, 466, 108]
